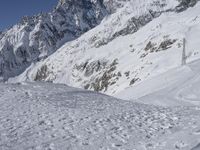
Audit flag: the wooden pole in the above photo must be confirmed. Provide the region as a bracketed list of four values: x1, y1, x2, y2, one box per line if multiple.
[182, 38, 186, 65]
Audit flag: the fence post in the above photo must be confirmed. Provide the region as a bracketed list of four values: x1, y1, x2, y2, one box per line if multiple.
[182, 38, 186, 65]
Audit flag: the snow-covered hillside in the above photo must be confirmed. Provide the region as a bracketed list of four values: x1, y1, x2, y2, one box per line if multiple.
[1, 82, 200, 150]
[11, 0, 200, 97]
[116, 58, 200, 106]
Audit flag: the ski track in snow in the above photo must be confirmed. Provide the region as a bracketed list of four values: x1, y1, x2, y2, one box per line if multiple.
[117, 59, 200, 107]
[0, 82, 200, 150]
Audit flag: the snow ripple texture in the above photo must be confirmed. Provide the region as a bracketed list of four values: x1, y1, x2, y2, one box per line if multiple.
[0, 82, 200, 150]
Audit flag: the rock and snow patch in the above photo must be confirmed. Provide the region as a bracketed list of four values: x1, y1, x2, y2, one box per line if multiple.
[116, 59, 200, 106]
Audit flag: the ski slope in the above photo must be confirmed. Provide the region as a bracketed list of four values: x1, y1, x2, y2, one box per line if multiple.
[0, 82, 200, 150]
[116, 59, 200, 106]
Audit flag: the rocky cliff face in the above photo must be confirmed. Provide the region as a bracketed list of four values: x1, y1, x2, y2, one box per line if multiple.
[176, 0, 199, 11]
[0, 0, 108, 80]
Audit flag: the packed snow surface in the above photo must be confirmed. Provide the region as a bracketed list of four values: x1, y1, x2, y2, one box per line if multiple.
[116, 59, 200, 106]
[0, 82, 200, 150]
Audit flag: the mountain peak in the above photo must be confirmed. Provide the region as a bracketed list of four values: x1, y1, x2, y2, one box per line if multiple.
[0, 0, 108, 80]
[57, 0, 104, 8]
[57, 0, 70, 7]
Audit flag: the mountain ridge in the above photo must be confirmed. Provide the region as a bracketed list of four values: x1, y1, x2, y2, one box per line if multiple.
[1, 0, 200, 97]
[0, 0, 108, 80]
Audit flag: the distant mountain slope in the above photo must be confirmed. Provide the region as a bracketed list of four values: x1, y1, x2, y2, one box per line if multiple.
[0, 82, 200, 149]
[0, 0, 108, 80]
[11, 0, 200, 97]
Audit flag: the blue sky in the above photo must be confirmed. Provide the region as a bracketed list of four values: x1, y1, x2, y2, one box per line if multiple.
[0, 0, 58, 31]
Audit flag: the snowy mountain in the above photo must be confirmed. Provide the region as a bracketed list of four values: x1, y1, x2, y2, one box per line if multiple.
[1, 82, 200, 150]
[1, 1, 200, 149]
[9, 0, 200, 97]
[0, 0, 108, 80]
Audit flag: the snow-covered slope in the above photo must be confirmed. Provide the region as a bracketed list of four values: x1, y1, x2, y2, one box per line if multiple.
[2, 1, 200, 149]
[116, 59, 200, 106]
[1, 82, 200, 150]
[12, 0, 200, 97]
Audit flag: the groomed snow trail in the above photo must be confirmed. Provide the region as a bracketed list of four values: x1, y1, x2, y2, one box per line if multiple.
[0, 82, 200, 150]
[116, 59, 200, 106]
